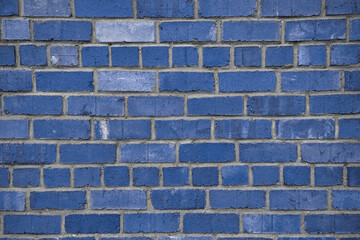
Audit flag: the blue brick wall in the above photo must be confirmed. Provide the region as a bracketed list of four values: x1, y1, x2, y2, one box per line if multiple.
[0, 0, 359, 239]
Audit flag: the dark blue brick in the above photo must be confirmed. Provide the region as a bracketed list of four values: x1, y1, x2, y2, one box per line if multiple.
[345, 71, 360, 91]
[266, 46, 293, 66]
[50, 46, 78, 66]
[68, 96, 124, 116]
[112, 47, 139, 67]
[0, 192, 25, 211]
[188, 96, 243, 116]
[44, 168, 70, 188]
[124, 213, 179, 233]
[239, 143, 297, 162]
[350, 19, 360, 40]
[339, 119, 360, 138]
[0, 167, 10, 187]
[24, 0, 70, 16]
[82, 47, 109, 66]
[163, 167, 189, 186]
[133, 167, 159, 186]
[91, 190, 146, 209]
[348, 167, 360, 186]
[332, 190, 360, 210]
[326, 0, 360, 15]
[4, 215, 61, 234]
[4, 96, 62, 115]
[247, 96, 306, 116]
[95, 120, 150, 139]
[298, 45, 326, 66]
[20, 45, 47, 66]
[172, 47, 198, 66]
[156, 120, 211, 139]
[159, 72, 214, 92]
[2, 20, 30, 40]
[315, 166, 343, 186]
[243, 215, 300, 233]
[30, 191, 86, 210]
[253, 166, 279, 186]
[0, 70, 32, 92]
[120, 144, 175, 163]
[75, 0, 132, 17]
[235, 47, 261, 67]
[74, 167, 101, 187]
[279, 238, 335, 240]
[60, 144, 116, 164]
[310, 95, 360, 114]
[223, 21, 281, 42]
[128, 96, 184, 116]
[152, 189, 205, 210]
[180, 143, 234, 163]
[160, 21, 216, 42]
[65, 214, 120, 233]
[220, 238, 271, 240]
[302, 143, 360, 163]
[262, 0, 321, 16]
[276, 119, 335, 139]
[305, 214, 360, 233]
[34, 21, 92, 41]
[37, 72, 93, 92]
[199, 0, 256, 17]
[222, 165, 248, 185]
[13, 168, 40, 187]
[284, 166, 310, 186]
[137, 0, 193, 18]
[0, 0, 18, 15]
[270, 190, 327, 210]
[0, 144, 56, 164]
[210, 190, 265, 209]
[0, 120, 29, 139]
[203, 47, 230, 67]
[0, 46, 15, 66]
[219, 72, 276, 92]
[215, 120, 271, 139]
[104, 166, 129, 187]
[142, 47, 169, 67]
[184, 213, 239, 233]
[192, 167, 218, 186]
[331, 44, 359, 65]
[34, 120, 90, 140]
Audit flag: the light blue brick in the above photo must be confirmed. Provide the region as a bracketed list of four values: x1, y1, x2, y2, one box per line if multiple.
[298, 45, 326, 66]
[262, 0, 321, 16]
[156, 120, 211, 139]
[276, 119, 335, 139]
[120, 144, 175, 163]
[50, 46, 78, 66]
[331, 44, 359, 65]
[24, 0, 70, 16]
[96, 22, 155, 42]
[95, 120, 150, 139]
[98, 72, 155, 92]
[2, 20, 30, 40]
[91, 190, 146, 210]
[0, 192, 25, 211]
[215, 119, 272, 139]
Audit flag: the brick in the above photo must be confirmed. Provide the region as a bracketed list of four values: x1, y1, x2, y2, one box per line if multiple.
[151, 189, 205, 210]
[65, 214, 120, 234]
[96, 22, 155, 42]
[0, 120, 28, 139]
[0, 144, 56, 164]
[223, 21, 281, 42]
[215, 120, 271, 139]
[298, 45, 326, 66]
[315, 166, 343, 186]
[219, 72, 276, 92]
[112, 47, 139, 66]
[30, 191, 86, 210]
[326, 0, 360, 15]
[311, 94, 360, 114]
[133, 167, 159, 186]
[36, 72, 93, 92]
[332, 190, 360, 210]
[234, 47, 261, 66]
[180, 143, 234, 163]
[203, 47, 230, 67]
[75, 0, 132, 17]
[74, 167, 101, 187]
[124, 213, 179, 233]
[4, 215, 61, 234]
[266, 46, 293, 66]
[160, 238, 211, 240]
[24, 0, 70, 16]
[68, 96, 124, 116]
[60, 144, 116, 164]
[95, 120, 150, 139]
[34, 21, 91, 41]
[199, 0, 256, 17]
[159, 72, 214, 92]
[0, 192, 25, 211]
[188, 96, 243, 116]
[20, 45, 47, 66]
[350, 19, 360, 40]
[345, 71, 360, 91]
[331, 44, 359, 65]
[276, 119, 335, 139]
[13, 168, 40, 187]
[44, 168, 70, 188]
[163, 167, 189, 186]
[172, 47, 198, 66]
[239, 143, 297, 162]
[302, 143, 360, 163]
[91, 190, 146, 209]
[286, 20, 346, 41]
[104, 166, 130, 187]
[2, 19, 30, 40]
[270, 190, 327, 210]
[34, 120, 90, 140]
[0, 0, 18, 15]
[247, 96, 306, 116]
[210, 190, 265, 209]
[279, 238, 334, 240]
[0, 168, 10, 187]
[183, 213, 239, 233]
[339, 119, 360, 138]
[128, 96, 184, 116]
[50, 46, 78, 66]
[253, 166, 279, 186]
[101, 238, 152, 240]
[243, 215, 301, 233]
[305, 214, 360, 233]
[192, 167, 218, 186]
[4, 96, 63, 115]
[82, 47, 109, 66]
[120, 144, 175, 162]
[160, 21, 216, 42]
[222, 165, 249, 186]
[262, 0, 321, 16]
[156, 120, 211, 139]
[284, 166, 310, 186]
[142, 47, 169, 67]
[137, 0, 193, 18]
[348, 167, 360, 186]
[0, 46, 15, 66]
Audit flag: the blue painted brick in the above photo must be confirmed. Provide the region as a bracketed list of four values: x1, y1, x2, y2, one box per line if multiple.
[184, 213, 239, 233]
[75, 0, 132, 17]
[243, 215, 301, 233]
[24, 0, 70, 16]
[74, 167, 101, 187]
[311, 95, 360, 114]
[34, 120, 90, 139]
[203, 47, 230, 67]
[315, 166, 343, 186]
[152, 189, 205, 210]
[188, 96, 243, 116]
[345, 71, 360, 90]
[20, 45, 47, 66]
[270, 190, 327, 210]
[266, 47, 293, 66]
[159, 72, 214, 92]
[124, 213, 179, 233]
[61, 144, 116, 164]
[172, 47, 198, 66]
[4, 215, 61, 234]
[180, 143, 234, 163]
[30, 191, 86, 210]
[95, 120, 150, 139]
[0, 70, 32, 92]
[192, 167, 218, 186]
[163, 167, 189, 186]
[253, 166, 279, 186]
[0, 46, 15, 66]
[239, 143, 297, 162]
[326, 0, 360, 15]
[305, 214, 360, 233]
[13, 168, 40, 187]
[279, 238, 335, 240]
[222, 165, 249, 185]
[82, 47, 109, 66]
[160, 21, 216, 42]
[65, 214, 120, 233]
[262, 0, 321, 16]
[298, 45, 326, 66]
[276, 119, 335, 139]
[96, 22, 155, 42]
[2, 20, 30, 40]
[68, 96, 124, 116]
[4, 96, 63, 115]
[302, 143, 360, 163]
[44, 168, 70, 188]
[284, 166, 310, 186]
[104, 166, 130, 187]
[156, 120, 211, 139]
[0, 120, 29, 139]
[0, 0, 18, 15]
[210, 190, 265, 209]
[128, 96, 184, 116]
[137, 0, 193, 18]
[199, 0, 256, 17]
[112, 47, 139, 67]
[91, 190, 146, 209]
[223, 21, 281, 42]
[215, 120, 271, 139]
[120, 144, 175, 162]
[0, 144, 56, 164]
[0, 192, 25, 211]
[133, 167, 159, 186]
[34, 21, 92, 41]
[36, 72, 93, 92]
[339, 119, 360, 138]
[332, 190, 360, 210]
[247, 96, 306, 115]
[101, 238, 153, 240]
[160, 237, 211, 240]
[348, 167, 360, 186]
[331, 44, 359, 65]
[142, 47, 169, 67]
[219, 72, 276, 92]
[350, 19, 360, 40]
[0, 168, 10, 187]
[50, 46, 78, 66]
[235, 47, 261, 67]
[286, 20, 346, 41]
